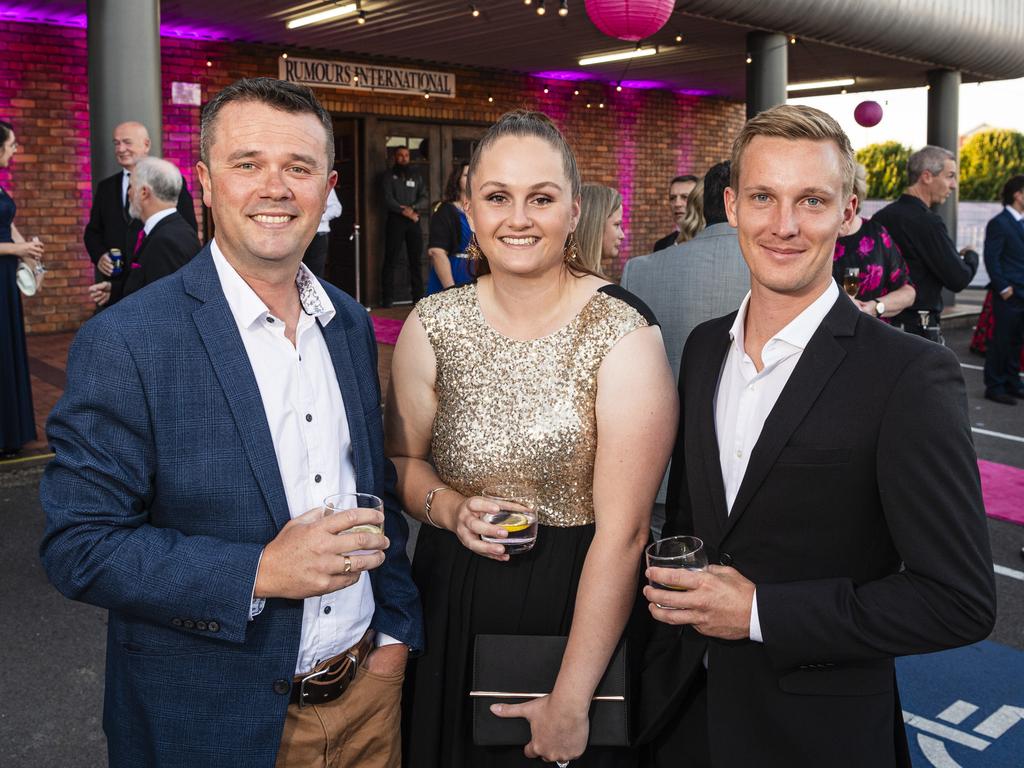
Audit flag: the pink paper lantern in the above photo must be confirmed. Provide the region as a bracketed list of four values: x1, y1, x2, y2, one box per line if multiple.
[854, 100, 883, 128]
[585, 0, 675, 41]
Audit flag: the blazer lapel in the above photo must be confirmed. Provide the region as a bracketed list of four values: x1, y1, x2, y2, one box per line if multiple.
[319, 313, 375, 492]
[1002, 209, 1024, 248]
[697, 329, 732, 537]
[721, 297, 854, 540]
[185, 249, 292, 531]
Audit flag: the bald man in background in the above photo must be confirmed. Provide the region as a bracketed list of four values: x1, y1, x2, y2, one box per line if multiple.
[84, 121, 197, 306]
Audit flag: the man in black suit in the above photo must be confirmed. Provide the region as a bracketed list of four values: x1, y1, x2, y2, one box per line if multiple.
[88, 157, 200, 307]
[83, 121, 197, 305]
[652, 174, 698, 252]
[641, 105, 995, 768]
[982, 174, 1024, 406]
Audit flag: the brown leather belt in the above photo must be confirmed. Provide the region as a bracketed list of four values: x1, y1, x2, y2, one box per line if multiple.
[290, 630, 375, 708]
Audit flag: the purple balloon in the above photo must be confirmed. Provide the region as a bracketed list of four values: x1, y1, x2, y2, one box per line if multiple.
[854, 100, 883, 127]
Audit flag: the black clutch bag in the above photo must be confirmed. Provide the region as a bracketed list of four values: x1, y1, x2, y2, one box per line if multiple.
[470, 634, 629, 747]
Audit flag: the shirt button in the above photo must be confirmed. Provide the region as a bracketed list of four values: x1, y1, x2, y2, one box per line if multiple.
[266, 316, 274, 324]
[306, 414, 313, 422]
[735, 450, 743, 458]
[323, 606, 332, 615]
[314, 474, 322, 483]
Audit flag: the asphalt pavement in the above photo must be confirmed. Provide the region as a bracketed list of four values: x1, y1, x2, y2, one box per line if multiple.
[2, 325, 1022, 767]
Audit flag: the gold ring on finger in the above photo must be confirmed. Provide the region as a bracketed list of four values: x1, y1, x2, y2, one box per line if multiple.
[343, 555, 353, 574]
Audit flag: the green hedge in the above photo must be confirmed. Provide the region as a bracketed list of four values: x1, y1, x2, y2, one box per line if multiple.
[959, 129, 1024, 202]
[856, 141, 911, 201]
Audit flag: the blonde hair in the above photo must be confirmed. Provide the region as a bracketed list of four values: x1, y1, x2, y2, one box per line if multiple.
[676, 178, 705, 244]
[575, 183, 621, 276]
[730, 104, 856, 200]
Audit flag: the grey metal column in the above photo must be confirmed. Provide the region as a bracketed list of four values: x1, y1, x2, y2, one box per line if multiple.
[87, 0, 162, 182]
[746, 32, 787, 119]
[926, 68, 961, 307]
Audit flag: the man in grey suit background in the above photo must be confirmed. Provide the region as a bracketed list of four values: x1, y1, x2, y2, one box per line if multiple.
[621, 161, 749, 532]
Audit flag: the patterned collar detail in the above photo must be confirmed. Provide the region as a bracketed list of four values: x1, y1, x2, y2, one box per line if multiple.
[296, 263, 334, 322]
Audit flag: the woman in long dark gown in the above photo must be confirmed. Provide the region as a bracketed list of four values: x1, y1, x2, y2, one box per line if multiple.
[385, 110, 678, 767]
[0, 119, 43, 457]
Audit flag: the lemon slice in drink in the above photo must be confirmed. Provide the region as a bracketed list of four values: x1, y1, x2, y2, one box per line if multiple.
[351, 524, 382, 535]
[497, 513, 530, 533]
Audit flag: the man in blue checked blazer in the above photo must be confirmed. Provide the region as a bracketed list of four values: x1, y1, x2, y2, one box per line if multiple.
[40, 78, 422, 768]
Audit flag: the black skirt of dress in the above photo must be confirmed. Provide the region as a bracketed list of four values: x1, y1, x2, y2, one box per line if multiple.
[403, 523, 648, 768]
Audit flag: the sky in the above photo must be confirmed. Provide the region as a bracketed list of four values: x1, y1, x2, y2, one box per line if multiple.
[789, 77, 1024, 150]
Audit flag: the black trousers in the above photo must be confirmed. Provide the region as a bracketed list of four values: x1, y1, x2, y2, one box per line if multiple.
[381, 213, 423, 305]
[302, 232, 329, 278]
[984, 289, 1024, 396]
[644, 667, 710, 768]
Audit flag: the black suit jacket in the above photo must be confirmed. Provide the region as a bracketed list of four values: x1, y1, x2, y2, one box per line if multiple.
[115, 211, 201, 303]
[84, 170, 198, 301]
[984, 208, 1024, 295]
[641, 296, 995, 767]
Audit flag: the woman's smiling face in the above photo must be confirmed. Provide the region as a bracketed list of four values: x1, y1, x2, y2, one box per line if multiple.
[466, 134, 580, 278]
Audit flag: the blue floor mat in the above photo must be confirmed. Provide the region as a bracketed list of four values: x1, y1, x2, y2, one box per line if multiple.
[897, 641, 1024, 767]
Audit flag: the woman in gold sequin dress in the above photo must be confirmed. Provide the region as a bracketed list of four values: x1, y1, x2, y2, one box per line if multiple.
[386, 111, 678, 768]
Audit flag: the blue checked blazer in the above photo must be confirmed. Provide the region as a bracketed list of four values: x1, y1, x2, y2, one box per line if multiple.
[40, 246, 423, 768]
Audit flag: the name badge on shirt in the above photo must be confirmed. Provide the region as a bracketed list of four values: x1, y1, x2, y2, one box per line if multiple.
[406, 180, 416, 188]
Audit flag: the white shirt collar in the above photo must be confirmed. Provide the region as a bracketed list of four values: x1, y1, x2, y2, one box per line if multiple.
[210, 239, 336, 330]
[1006, 205, 1024, 222]
[729, 280, 840, 359]
[143, 206, 176, 236]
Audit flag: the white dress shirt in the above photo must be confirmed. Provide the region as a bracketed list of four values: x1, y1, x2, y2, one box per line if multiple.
[211, 240, 375, 675]
[715, 280, 840, 642]
[317, 188, 343, 234]
[121, 170, 130, 208]
[142, 206, 175, 236]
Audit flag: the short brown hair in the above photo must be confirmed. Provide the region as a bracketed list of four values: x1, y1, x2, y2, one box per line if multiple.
[200, 77, 334, 169]
[730, 104, 856, 200]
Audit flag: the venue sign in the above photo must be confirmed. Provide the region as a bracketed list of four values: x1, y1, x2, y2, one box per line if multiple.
[280, 56, 456, 98]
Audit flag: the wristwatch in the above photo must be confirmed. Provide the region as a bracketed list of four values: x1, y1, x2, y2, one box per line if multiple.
[874, 301, 886, 317]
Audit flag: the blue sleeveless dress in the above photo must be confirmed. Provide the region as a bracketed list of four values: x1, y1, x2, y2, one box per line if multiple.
[0, 187, 37, 452]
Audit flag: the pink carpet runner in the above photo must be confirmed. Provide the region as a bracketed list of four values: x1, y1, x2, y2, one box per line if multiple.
[372, 316, 404, 346]
[978, 459, 1024, 526]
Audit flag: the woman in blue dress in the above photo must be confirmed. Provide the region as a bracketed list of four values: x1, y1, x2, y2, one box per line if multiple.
[426, 163, 474, 294]
[0, 119, 43, 457]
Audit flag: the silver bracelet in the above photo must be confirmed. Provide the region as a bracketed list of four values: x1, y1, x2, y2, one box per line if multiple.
[423, 485, 455, 529]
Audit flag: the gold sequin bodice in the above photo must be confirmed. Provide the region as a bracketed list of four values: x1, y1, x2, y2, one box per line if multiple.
[417, 283, 649, 527]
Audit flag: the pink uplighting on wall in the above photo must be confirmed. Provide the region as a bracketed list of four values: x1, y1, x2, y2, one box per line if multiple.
[0, 4, 231, 40]
[531, 70, 595, 82]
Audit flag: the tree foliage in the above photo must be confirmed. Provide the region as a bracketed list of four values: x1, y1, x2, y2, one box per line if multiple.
[959, 129, 1024, 202]
[856, 141, 911, 201]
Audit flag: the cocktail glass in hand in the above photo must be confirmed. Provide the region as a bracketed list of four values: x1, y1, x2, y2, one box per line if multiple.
[646, 536, 708, 608]
[480, 484, 538, 555]
[843, 267, 860, 299]
[323, 492, 384, 556]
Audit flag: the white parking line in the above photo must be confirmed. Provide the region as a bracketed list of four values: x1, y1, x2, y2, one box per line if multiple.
[972, 427, 1024, 444]
[994, 564, 1024, 582]
[961, 362, 1024, 377]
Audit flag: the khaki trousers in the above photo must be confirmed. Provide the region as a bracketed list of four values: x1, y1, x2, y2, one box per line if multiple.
[275, 664, 404, 768]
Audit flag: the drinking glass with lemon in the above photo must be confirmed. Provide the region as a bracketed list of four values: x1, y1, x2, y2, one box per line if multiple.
[480, 484, 538, 555]
[323, 492, 384, 555]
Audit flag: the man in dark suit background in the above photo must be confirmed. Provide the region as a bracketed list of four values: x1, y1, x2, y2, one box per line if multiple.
[652, 174, 699, 252]
[43, 78, 422, 767]
[87, 156, 200, 307]
[641, 105, 995, 768]
[982, 174, 1024, 405]
[83, 120, 197, 305]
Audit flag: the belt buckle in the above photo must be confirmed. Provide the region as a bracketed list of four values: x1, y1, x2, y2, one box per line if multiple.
[298, 667, 330, 709]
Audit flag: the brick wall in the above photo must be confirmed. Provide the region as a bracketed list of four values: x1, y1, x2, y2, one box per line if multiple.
[0, 20, 744, 333]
